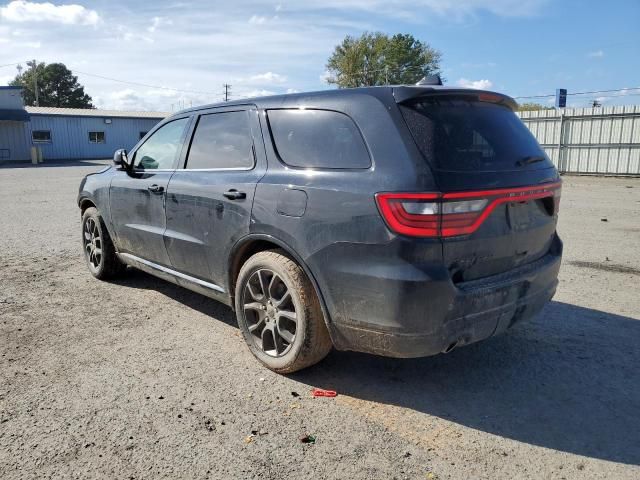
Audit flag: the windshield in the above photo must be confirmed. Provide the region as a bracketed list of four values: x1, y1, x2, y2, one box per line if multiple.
[400, 97, 553, 172]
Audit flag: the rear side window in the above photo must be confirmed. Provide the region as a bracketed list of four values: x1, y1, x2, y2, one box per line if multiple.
[267, 109, 370, 169]
[186, 111, 254, 169]
[400, 98, 552, 172]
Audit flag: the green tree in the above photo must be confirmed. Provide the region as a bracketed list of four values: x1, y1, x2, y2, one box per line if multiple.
[10, 62, 94, 108]
[517, 102, 553, 112]
[326, 32, 442, 88]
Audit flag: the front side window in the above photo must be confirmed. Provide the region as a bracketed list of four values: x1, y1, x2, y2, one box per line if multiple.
[134, 117, 189, 170]
[267, 109, 371, 169]
[89, 131, 105, 144]
[139, 131, 148, 140]
[186, 111, 254, 169]
[32, 130, 51, 143]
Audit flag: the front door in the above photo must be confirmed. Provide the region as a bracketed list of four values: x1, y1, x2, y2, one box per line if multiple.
[164, 108, 266, 289]
[109, 116, 191, 267]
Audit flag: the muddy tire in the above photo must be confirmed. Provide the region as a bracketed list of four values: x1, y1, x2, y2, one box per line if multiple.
[81, 207, 126, 280]
[235, 250, 332, 373]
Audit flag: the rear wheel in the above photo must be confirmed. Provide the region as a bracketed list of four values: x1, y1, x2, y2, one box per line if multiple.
[235, 250, 332, 373]
[81, 207, 126, 280]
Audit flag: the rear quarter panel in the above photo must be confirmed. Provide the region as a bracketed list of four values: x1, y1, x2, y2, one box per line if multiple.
[250, 91, 443, 330]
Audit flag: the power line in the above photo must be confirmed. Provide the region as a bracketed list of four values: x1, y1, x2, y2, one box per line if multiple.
[0, 62, 24, 69]
[71, 68, 220, 96]
[327, 63, 640, 101]
[7, 61, 640, 107]
[514, 87, 640, 99]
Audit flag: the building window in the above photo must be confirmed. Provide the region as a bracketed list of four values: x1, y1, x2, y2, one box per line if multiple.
[139, 131, 148, 140]
[89, 131, 105, 144]
[32, 130, 52, 143]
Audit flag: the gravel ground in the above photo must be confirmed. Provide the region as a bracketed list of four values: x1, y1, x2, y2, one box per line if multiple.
[1, 161, 639, 479]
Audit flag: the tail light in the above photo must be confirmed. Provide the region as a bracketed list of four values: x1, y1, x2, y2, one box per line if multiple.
[376, 182, 561, 238]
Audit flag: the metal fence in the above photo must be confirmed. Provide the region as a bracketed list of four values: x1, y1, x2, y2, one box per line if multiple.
[517, 105, 640, 175]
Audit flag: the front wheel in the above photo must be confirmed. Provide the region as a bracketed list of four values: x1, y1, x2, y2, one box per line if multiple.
[235, 250, 332, 373]
[81, 207, 126, 280]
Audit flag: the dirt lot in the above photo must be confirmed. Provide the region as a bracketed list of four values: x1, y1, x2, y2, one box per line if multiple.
[1, 161, 639, 479]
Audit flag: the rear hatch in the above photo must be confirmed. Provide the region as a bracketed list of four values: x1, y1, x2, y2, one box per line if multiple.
[395, 90, 561, 282]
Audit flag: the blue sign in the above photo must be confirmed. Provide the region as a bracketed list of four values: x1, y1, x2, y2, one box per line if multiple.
[555, 88, 567, 108]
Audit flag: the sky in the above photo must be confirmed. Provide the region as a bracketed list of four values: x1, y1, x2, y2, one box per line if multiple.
[0, 0, 638, 112]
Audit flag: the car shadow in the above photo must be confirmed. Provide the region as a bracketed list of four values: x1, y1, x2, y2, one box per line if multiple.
[292, 301, 640, 466]
[111, 268, 237, 328]
[110, 269, 640, 466]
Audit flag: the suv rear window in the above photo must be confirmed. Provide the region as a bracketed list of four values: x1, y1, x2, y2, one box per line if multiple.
[400, 97, 552, 172]
[267, 109, 370, 169]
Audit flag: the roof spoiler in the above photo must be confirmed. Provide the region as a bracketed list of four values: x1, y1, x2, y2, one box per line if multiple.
[392, 86, 518, 111]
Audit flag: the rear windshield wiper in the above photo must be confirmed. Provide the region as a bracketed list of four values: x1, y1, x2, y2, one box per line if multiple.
[516, 155, 546, 167]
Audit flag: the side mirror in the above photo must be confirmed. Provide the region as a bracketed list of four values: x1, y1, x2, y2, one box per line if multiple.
[113, 149, 130, 169]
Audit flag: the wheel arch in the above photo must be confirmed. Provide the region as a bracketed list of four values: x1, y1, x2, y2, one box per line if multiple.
[228, 234, 335, 333]
[79, 197, 97, 214]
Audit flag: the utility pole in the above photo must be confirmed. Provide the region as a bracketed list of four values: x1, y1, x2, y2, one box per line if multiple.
[26, 59, 39, 106]
[223, 84, 231, 102]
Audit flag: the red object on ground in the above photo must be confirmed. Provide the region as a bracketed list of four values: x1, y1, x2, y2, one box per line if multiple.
[312, 388, 337, 398]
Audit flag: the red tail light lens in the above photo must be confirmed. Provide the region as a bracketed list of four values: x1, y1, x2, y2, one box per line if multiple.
[376, 182, 561, 238]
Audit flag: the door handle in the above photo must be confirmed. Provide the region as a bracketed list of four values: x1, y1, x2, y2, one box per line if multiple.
[223, 189, 246, 200]
[147, 184, 164, 194]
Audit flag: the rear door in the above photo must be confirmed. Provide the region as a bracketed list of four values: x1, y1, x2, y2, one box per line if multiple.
[164, 107, 266, 288]
[109, 116, 190, 266]
[399, 94, 561, 282]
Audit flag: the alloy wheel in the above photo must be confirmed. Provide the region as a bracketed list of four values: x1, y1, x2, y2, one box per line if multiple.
[243, 269, 298, 357]
[83, 217, 102, 271]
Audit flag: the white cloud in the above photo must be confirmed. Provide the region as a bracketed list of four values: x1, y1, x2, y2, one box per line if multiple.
[587, 49, 604, 58]
[0, 1, 100, 26]
[298, 0, 549, 18]
[248, 72, 287, 83]
[242, 89, 276, 98]
[617, 87, 640, 97]
[0, 74, 15, 85]
[0, 37, 40, 48]
[456, 78, 493, 89]
[104, 88, 206, 112]
[0, 0, 570, 111]
[286, 88, 299, 94]
[248, 14, 267, 24]
[147, 16, 172, 33]
[106, 89, 152, 110]
[122, 31, 153, 44]
[319, 70, 332, 84]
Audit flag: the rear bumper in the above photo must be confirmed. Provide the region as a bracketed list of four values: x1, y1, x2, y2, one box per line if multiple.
[314, 237, 562, 358]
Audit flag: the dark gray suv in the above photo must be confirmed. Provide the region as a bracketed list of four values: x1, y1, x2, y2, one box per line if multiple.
[78, 85, 562, 372]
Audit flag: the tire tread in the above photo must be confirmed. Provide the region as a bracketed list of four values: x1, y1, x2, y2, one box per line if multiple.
[82, 207, 126, 280]
[236, 250, 332, 373]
